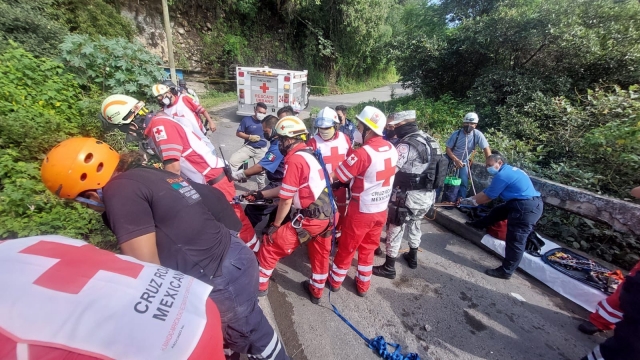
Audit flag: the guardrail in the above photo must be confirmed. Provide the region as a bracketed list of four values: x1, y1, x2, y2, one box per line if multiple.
[468, 163, 640, 236]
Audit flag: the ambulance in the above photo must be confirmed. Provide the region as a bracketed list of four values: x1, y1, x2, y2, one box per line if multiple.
[235, 66, 310, 116]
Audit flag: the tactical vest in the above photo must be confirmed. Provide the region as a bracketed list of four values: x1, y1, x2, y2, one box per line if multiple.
[393, 132, 447, 191]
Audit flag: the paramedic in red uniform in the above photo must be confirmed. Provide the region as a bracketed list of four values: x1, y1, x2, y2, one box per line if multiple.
[307, 107, 352, 234]
[40, 138, 289, 360]
[246, 116, 335, 304]
[145, 110, 260, 252]
[0, 236, 225, 360]
[152, 82, 216, 134]
[327, 106, 398, 296]
[577, 186, 640, 335]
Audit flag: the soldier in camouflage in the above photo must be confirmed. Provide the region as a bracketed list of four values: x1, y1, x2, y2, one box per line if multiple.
[373, 110, 447, 279]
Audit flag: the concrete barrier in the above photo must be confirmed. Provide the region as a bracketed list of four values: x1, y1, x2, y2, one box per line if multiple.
[467, 163, 640, 236]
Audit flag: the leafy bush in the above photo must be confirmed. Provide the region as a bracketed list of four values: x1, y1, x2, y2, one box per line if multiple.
[0, 0, 68, 57]
[59, 34, 165, 99]
[0, 45, 111, 243]
[55, 0, 136, 40]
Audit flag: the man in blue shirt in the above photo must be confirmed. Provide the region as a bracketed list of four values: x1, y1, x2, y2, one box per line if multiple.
[229, 102, 269, 189]
[461, 152, 543, 279]
[445, 112, 492, 199]
[335, 105, 357, 145]
[231, 115, 287, 230]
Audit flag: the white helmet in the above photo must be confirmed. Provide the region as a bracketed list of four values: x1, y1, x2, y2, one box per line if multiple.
[387, 110, 416, 125]
[314, 107, 339, 128]
[151, 83, 171, 97]
[275, 116, 308, 139]
[463, 112, 479, 124]
[101, 94, 145, 124]
[356, 106, 386, 136]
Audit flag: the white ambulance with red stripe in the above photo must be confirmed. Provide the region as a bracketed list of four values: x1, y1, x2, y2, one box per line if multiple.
[235, 66, 310, 116]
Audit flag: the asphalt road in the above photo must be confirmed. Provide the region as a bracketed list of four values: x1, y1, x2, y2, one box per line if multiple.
[206, 85, 604, 360]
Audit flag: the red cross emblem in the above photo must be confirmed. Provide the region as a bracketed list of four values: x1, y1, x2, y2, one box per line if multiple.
[19, 241, 144, 294]
[323, 147, 344, 173]
[259, 83, 270, 93]
[376, 158, 395, 187]
[154, 127, 164, 136]
[281, 125, 286, 130]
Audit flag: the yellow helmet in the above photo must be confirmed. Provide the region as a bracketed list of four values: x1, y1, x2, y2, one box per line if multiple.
[356, 106, 386, 136]
[101, 94, 146, 125]
[275, 116, 308, 139]
[151, 83, 171, 97]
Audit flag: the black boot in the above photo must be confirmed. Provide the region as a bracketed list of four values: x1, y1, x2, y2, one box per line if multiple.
[372, 256, 396, 279]
[403, 247, 418, 269]
[374, 247, 383, 256]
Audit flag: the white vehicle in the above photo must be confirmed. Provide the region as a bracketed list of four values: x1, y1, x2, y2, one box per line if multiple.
[235, 66, 310, 116]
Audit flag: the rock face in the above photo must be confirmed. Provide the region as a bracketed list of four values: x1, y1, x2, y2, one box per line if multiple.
[119, 0, 207, 72]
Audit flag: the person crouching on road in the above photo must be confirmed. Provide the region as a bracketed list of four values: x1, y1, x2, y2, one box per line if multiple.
[232, 115, 288, 231]
[228, 102, 270, 190]
[244, 116, 336, 304]
[307, 107, 352, 236]
[327, 106, 398, 297]
[373, 110, 444, 279]
[41, 138, 289, 360]
[462, 151, 543, 279]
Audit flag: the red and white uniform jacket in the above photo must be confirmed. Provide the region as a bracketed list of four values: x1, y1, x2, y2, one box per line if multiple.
[145, 114, 235, 201]
[308, 132, 351, 174]
[164, 94, 214, 152]
[0, 236, 224, 360]
[335, 137, 398, 213]
[279, 143, 326, 210]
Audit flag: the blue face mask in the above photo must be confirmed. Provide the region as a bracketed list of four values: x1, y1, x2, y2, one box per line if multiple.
[75, 189, 104, 208]
[487, 166, 499, 175]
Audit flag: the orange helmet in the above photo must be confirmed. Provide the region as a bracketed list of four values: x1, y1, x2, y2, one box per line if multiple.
[41, 138, 120, 199]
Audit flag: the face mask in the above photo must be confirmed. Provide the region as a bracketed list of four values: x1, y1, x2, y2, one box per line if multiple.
[256, 113, 267, 121]
[161, 97, 171, 106]
[277, 140, 289, 155]
[318, 127, 335, 140]
[263, 131, 272, 140]
[487, 165, 500, 175]
[386, 129, 396, 139]
[395, 122, 419, 139]
[463, 125, 473, 133]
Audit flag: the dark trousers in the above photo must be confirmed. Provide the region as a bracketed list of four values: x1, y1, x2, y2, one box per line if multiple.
[472, 197, 543, 275]
[208, 236, 289, 360]
[245, 181, 290, 231]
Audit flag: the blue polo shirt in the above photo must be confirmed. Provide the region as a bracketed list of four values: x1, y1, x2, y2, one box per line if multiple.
[238, 116, 267, 148]
[258, 139, 285, 182]
[483, 164, 540, 201]
[339, 119, 356, 142]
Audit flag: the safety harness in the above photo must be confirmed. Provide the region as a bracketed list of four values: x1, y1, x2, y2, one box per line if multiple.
[393, 132, 447, 192]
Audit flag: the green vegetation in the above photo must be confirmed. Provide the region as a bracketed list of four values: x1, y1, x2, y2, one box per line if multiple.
[199, 90, 237, 109]
[0, 0, 162, 242]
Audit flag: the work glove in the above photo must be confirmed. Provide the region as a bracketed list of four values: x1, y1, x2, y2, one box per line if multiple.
[459, 197, 478, 207]
[331, 181, 346, 190]
[248, 135, 261, 142]
[244, 190, 264, 203]
[265, 223, 280, 244]
[231, 169, 247, 181]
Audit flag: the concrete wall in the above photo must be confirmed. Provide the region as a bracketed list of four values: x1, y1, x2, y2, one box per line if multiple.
[468, 163, 640, 236]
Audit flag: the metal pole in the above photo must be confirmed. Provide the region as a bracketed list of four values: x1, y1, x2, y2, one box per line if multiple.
[161, 0, 177, 84]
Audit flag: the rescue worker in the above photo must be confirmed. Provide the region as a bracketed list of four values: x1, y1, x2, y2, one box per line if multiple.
[461, 152, 543, 279]
[578, 186, 640, 335]
[581, 270, 640, 360]
[178, 78, 200, 104]
[228, 102, 269, 190]
[40, 138, 289, 360]
[277, 105, 294, 119]
[0, 235, 226, 360]
[144, 109, 259, 252]
[307, 107, 352, 233]
[372, 110, 445, 278]
[232, 115, 287, 229]
[335, 105, 356, 144]
[445, 112, 491, 200]
[327, 106, 398, 296]
[245, 116, 335, 304]
[152, 82, 216, 136]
